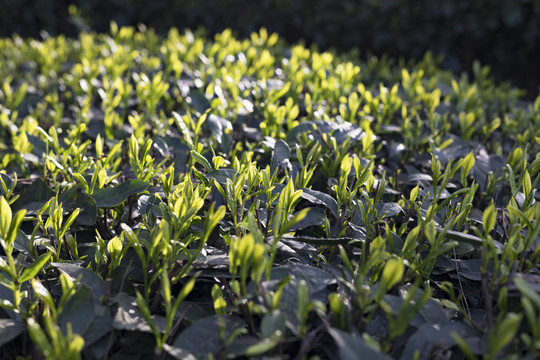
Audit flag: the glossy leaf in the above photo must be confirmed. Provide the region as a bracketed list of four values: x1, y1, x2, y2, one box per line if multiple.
[376, 202, 403, 218]
[206, 169, 239, 185]
[58, 187, 97, 226]
[270, 139, 291, 175]
[92, 180, 150, 208]
[301, 188, 339, 217]
[51, 262, 106, 297]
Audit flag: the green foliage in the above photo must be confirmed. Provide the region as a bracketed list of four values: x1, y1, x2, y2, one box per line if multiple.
[0, 25, 539, 359]
[1, 1, 539, 96]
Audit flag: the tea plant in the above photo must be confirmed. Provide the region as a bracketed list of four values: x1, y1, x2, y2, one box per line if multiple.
[0, 24, 539, 359]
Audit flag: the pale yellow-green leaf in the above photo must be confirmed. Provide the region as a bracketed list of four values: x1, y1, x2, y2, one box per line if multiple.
[381, 258, 404, 290]
[410, 185, 419, 202]
[0, 196, 12, 240]
[462, 151, 475, 176]
[522, 170, 532, 197]
[107, 236, 123, 257]
[490, 313, 522, 357]
[424, 220, 437, 245]
[482, 201, 496, 236]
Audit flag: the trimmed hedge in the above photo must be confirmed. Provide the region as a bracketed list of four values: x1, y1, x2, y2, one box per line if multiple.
[2, 0, 539, 95]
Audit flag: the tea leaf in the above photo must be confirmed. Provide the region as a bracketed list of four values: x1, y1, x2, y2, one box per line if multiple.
[169, 316, 245, 359]
[514, 276, 540, 309]
[51, 262, 106, 297]
[376, 202, 403, 218]
[0, 196, 12, 240]
[19, 252, 51, 283]
[206, 169, 239, 185]
[92, 180, 150, 208]
[270, 139, 291, 175]
[278, 234, 363, 247]
[301, 188, 339, 218]
[191, 150, 213, 173]
[401, 323, 478, 360]
[482, 201, 496, 236]
[328, 328, 391, 360]
[0, 319, 25, 347]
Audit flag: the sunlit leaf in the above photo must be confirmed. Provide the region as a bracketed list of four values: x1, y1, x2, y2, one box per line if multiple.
[19, 252, 51, 283]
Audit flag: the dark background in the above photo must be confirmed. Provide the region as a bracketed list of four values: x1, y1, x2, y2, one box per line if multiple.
[1, 0, 539, 97]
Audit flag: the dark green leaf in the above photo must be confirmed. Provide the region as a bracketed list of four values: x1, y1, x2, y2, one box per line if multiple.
[510, 273, 540, 294]
[169, 316, 245, 359]
[376, 202, 403, 218]
[399, 172, 432, 186]
[270, 139, 291, 175]
[328, 328, 391, 360]
[434, 138, 475, 165]
[58, 286, 96, 340]
[436, 228, 500, 248]
[188, 89, 211, 114]
[11, 178, 54, 213]
[472, 150, 505, 191]
[453, 241, 475, 256]
[58, 187, 98, 226]
[13, 229, 30, 254]
[260, 310, 286, 338]
[420, 186, 450, 200]
[206, 114, 232, 145]
[0, 319, 25, 347]
[457, 260, 483, 281]
[107, 331, 155, 355]
[80, 307, 114, 347]
[137, 194, 163, 217]
[287, 121, 364, 145]
[289, 207, 325, 230]
[92, 180, 150, 208]
[192, 167, 210, 186]
[113, 293, 167, 333]
[279, 234, 363, 247]
[383, 290, 444, 329]
[206, 169, 239, 185]
[163, 344, 197, 360]
[418, 299, 449, 325]
[290, 263, 336, 298]
[51, 262, 106, 297]
[176, 301, 211, 323]
[400, 322, 478, 360]
[301, 188, 339, 217]
[0, 285, 15, 318]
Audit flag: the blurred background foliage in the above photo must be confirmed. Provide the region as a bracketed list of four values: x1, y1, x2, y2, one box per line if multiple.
[1, 0, 539, 97]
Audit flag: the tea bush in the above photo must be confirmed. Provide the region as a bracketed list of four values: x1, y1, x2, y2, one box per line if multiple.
[1, 0, 539, 95]
[0, 25, 539, 359]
